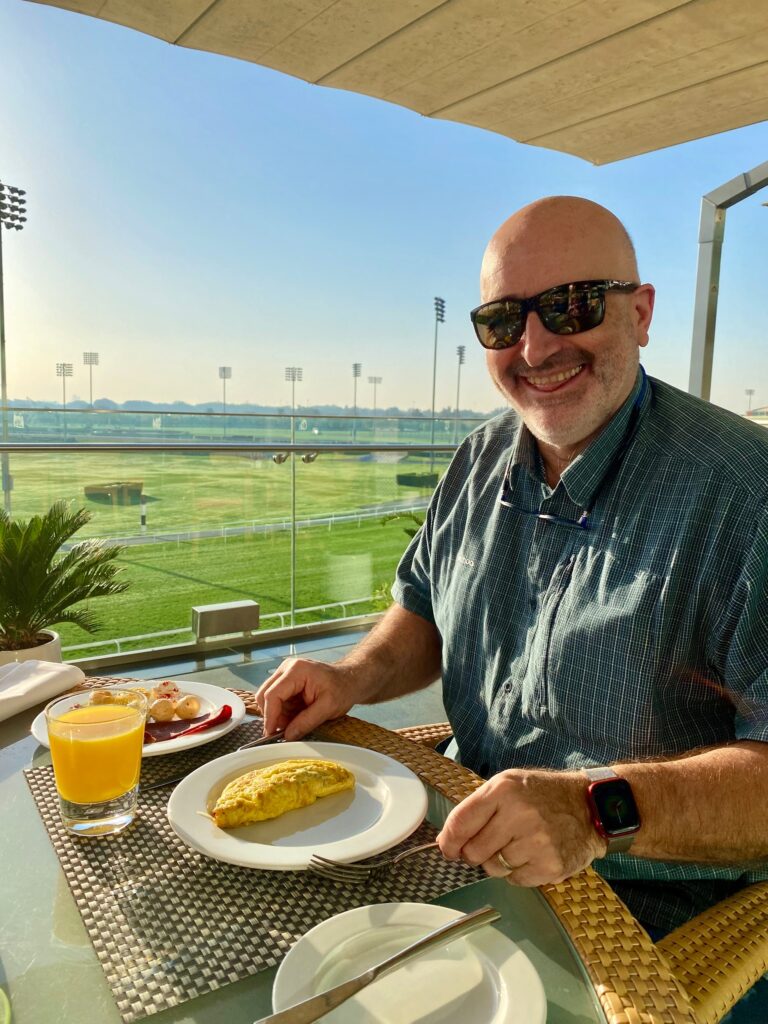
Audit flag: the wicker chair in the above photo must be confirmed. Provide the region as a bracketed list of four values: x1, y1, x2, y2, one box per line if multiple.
[389, 720, 768, 1024]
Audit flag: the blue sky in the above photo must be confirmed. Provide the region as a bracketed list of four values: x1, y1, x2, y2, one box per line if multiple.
[2, 0, 767, 415]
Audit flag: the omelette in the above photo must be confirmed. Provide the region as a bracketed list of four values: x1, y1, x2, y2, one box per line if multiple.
[212, 758, 355, 829]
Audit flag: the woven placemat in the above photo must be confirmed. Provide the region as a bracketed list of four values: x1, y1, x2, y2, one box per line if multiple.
[25, 717, 483, 1023]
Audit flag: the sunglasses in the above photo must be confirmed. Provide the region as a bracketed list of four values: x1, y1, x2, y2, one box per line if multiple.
[470, 279, 639, 350]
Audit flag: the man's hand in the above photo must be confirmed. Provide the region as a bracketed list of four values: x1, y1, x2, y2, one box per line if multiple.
[255, 658, 357, 740]
[437, 769, 607, 886]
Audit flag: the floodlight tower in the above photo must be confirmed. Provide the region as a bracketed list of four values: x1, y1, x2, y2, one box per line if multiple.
[0, 179, 27, 512]
[430, 296, 445, 468]
[83, 351, 99, 407]
[56, 362, 73, 442]
[746, 388, 755, 413]
[285, 366, 303, 429]
[219, 366, 232, 436]
[352, 362, 361, 442]
[56, 362, 73, 407]
[284, 366, 303, 627]
[454, 345, 466, 444]
[367, 375, 382, 416]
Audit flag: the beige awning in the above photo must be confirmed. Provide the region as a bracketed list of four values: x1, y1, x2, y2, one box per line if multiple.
[25, 0, 768, 163]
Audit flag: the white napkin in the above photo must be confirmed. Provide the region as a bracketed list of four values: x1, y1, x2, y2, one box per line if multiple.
[0, 659, 86, 723]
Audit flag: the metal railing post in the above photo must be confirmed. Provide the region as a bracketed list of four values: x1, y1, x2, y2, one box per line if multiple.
[689, 160, 768, 400]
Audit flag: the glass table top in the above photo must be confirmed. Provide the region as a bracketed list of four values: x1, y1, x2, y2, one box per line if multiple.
[0, 668, 607, 1024]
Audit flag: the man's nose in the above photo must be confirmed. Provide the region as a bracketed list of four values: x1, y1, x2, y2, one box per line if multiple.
[517, 310, 563, 367]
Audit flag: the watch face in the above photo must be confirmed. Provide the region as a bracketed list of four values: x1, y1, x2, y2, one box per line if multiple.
[589, 778, 640, 836]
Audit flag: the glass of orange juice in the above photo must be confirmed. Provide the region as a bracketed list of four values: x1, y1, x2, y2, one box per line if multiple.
[45, 688, 148, 836]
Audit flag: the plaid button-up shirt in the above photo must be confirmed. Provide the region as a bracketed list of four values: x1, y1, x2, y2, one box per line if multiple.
[393, 368, 768, 929]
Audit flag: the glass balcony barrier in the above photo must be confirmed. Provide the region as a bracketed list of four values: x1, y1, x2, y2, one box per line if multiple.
[0, 405, 481, 446]
[0, 408, 486, 667]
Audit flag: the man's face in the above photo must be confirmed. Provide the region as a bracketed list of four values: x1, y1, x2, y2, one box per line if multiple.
[484, 284, 651, 451]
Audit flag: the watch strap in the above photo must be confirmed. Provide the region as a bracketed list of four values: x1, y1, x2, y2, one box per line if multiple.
[583, 767, 618, 782]
[601, 833, 635, 853]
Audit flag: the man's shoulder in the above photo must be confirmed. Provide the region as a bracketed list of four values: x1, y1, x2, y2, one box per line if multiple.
[437, 410, 518, 493]
[647, 376, 768, 496]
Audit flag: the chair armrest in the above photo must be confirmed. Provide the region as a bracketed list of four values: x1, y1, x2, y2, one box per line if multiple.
[394, 722, 452, 749]
[657, 880, 768, 1024]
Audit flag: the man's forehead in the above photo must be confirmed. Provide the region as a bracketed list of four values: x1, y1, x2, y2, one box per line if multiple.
[480, 228, 634, 301]
[480, 199, 638, 298]
[480, 246, 603, 301]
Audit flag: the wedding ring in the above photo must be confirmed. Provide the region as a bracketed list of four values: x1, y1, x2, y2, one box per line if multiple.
[496, 851, 515, 873]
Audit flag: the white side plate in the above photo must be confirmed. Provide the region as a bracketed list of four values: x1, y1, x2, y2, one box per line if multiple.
[30, 679, 246, 758]
[273, 901, 547, 1023]
[166, 741, 428, 870]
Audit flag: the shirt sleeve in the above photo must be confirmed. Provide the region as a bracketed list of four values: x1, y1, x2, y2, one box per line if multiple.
[717, 501, 768, 742]
[391, 495, 438, 625]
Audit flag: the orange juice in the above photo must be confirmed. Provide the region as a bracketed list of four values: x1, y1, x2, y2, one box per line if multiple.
[48, 703, 145, 803]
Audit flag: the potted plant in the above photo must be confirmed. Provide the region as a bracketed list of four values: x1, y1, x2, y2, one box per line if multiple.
[0, 501, 128, 664]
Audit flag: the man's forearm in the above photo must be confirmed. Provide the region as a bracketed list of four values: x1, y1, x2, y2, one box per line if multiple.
[338, 603, 442, 705]
[617, 741, 768, 863]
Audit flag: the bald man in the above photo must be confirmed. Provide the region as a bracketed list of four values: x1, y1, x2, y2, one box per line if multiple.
[257, 197, 768, 950]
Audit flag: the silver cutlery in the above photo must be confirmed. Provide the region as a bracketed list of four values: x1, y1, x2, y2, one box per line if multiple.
[251, 904, 501, 1024]
[308, 840, 440, 884]
[238, 728, 285, 751]
[142, 729, 286, 791]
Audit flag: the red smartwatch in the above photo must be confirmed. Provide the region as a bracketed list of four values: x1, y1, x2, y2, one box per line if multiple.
[584, 767, 641, 853]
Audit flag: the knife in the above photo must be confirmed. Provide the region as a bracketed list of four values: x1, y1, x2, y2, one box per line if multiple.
[142, 729, 286, 792]
[252, 904, 501, 1024]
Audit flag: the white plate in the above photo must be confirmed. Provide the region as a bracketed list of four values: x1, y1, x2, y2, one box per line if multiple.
[30, 679, 246, 758]
[273, 902, 547, 1023]
[166, 741, 428, 870]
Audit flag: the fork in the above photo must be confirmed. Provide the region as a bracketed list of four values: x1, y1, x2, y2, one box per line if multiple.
[308, 840, 440, 884]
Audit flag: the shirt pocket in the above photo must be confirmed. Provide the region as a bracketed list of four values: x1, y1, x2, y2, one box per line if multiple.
[540, 549, 669, 757]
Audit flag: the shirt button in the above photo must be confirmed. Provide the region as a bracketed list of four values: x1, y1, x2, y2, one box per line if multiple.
[539, 705, 548, 716]
[504, 682, 513, 693]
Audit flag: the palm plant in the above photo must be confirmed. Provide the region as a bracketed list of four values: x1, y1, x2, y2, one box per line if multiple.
[381, 510, 425, 540]
[0, 501, 128, 651]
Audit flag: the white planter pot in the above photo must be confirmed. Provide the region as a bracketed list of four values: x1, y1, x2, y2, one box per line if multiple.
[0, 630, 62, 666]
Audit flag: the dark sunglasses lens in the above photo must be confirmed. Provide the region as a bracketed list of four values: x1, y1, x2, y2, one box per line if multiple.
[473, 301, 524, 349]
[539, 284, 605, 335]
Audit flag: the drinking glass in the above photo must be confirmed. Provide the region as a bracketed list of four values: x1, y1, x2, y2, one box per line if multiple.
[45, 688, 148, 836]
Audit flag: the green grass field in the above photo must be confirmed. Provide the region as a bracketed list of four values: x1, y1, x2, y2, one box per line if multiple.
[60, 515, 412, 655]
[7, 451, 442, 655]
[11, 451, 442, 536]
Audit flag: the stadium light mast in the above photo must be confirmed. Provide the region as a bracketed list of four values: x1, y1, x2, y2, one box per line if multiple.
[352, 362, 361, 442]
[0, 179, 27, 513]
[367, 375, 382, 416]
[746, 388, 755, 413]
[56, 362, 73, 442]
[285, 366, 303, 427]
[83, 351, 99, 407]
[454, 344, 466, 445]
[430, 296, 445, 469]
[56, 362, 73, 408]
[219, 366, 232, 437]
[284, 366, 303, 627]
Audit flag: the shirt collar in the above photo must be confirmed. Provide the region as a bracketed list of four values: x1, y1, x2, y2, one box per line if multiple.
[510, 366, 650, 508]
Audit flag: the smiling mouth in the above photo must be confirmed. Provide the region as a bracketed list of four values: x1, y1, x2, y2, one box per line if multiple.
[521, 364, 585, 390]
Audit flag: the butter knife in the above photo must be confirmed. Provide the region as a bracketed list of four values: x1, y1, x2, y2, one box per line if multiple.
[142, 729, 286, 791]
[252, 904, 501, 1024]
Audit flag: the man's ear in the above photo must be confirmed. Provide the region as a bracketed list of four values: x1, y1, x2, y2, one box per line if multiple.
[634, 283, 655, 349]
